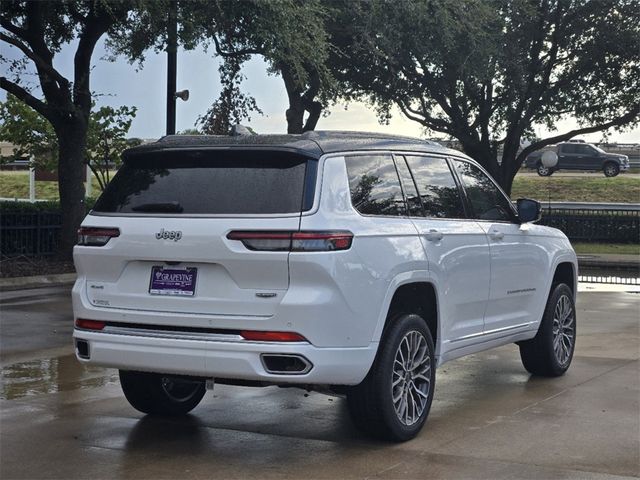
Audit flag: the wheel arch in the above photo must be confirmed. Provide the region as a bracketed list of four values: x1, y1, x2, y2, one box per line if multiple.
[552, 261, 577, 298]
[373, 275, 440, 357]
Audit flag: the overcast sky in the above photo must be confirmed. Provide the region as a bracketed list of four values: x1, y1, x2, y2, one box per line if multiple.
[3, 39, 639, 144]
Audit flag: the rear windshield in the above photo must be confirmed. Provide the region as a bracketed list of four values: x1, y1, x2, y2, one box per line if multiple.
[93, 150, 315, 215]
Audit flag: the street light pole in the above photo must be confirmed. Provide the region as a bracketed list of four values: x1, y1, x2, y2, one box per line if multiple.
[166, 0, 177, 136]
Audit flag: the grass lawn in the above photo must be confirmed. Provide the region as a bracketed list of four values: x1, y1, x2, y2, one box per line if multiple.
[1, 169, 639, 203]
[511, 175, 640, 203]
[0, 170, 105, 200]
[571, 243, 639, 255]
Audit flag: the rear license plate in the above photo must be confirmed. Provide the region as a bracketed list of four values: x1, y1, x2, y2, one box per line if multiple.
[149, 266, 197, 296]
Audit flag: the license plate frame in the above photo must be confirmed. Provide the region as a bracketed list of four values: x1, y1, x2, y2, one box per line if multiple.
[149, 266, 197, 296]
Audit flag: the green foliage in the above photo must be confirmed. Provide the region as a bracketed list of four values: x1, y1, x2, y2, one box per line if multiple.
[197, 56, 263, 134]
[86, 105, 140, 189]
[1, 0, 134, 257]
[338, 0, 640, 191]
[0, 94, 57, 168]
[0, 95, 138, 190]
[0, 198, 96, 213]
[107, 0, 338, 132]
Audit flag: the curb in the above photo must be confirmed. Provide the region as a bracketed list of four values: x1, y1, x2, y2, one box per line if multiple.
[0, 273, 76, 291]
[577, 256, 640, 270]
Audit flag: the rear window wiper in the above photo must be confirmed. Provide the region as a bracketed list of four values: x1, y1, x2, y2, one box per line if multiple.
[131, 202, 184, 213]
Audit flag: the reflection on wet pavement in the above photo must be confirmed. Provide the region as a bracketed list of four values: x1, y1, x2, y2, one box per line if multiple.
[1, 289, 638, 479]
[0, 354, 118, 400]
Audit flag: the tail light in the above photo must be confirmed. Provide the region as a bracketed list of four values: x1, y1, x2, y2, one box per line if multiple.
[227, 231, 353, 252]
[77, 227, 120, 246]
[240, 330, 307, 342]
[75, 319, 106, 330]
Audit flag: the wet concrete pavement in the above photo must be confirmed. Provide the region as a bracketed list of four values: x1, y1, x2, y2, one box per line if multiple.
[1, 285, 639, 479]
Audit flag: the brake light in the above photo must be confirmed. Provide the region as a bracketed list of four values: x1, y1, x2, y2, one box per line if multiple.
[75, 319, 106, 330]
[292, 231, 353, 251]
[227, 231, 353, 252]
[77, 227, 120, 246]
[240, 330, 307, 342]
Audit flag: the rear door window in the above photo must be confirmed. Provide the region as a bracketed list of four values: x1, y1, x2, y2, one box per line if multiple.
[93, 151, 313, 215]
[345, 154, 406, 216]
[405, 156, 466, 219]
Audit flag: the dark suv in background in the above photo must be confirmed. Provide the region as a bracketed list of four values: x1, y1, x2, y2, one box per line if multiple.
[525, 141, 630, 177]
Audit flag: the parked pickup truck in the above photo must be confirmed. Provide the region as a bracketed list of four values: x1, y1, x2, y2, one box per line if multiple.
[525, 142, 630, 177]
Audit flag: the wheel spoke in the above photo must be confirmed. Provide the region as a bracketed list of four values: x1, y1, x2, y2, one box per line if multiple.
[411, 384, 428, 399]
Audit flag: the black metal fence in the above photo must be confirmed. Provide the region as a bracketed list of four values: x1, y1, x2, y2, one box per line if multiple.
[1, 205, 639, 263]
[578, 265, 639, 285]
[1, 210, 62, 256]
[539, 207, 639, 243]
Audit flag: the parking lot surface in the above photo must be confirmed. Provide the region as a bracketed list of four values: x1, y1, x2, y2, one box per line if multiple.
[1, 285, 638, 479]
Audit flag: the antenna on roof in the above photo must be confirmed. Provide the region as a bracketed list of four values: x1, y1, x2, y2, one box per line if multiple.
[230, 125, 257, 136]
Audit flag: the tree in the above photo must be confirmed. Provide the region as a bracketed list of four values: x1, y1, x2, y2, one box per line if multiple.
[196, 56, 262, 135]
[0, 94, 139, 191]
[108, 0, 337, 134]
[1, 1, 131, 257]
[202, 0, 338, 134]
[339, 0, 640, 193]
[0, 93, 57, 167]
[86, 105, 140, 190]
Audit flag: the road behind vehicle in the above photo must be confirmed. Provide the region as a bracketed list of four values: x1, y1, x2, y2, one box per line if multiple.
[525, 141, 630, 177]
[72, 132, 578, 441]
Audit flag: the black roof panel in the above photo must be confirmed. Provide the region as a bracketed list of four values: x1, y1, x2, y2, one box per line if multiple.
[122, 130, 466, 160]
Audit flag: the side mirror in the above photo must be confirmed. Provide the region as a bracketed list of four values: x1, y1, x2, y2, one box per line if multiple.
[517, 198, 541, 223]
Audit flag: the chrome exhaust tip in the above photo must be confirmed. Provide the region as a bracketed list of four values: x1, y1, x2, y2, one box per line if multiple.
[260, 354, 312, 375]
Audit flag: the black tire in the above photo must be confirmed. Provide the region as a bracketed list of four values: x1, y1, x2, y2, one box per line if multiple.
[119, 370, 206, 415]
[603, 162, 620, 177]
[519, 283, 576, 377]
[537, 163, 553, 176]
[347, 313, 435, 442]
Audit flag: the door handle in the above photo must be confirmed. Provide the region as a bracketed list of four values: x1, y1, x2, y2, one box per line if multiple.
[424, 229, 443, 242]
[489, 230, 504, 241]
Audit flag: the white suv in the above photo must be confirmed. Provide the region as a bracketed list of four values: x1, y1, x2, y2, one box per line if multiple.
[73, 132, 577, 441]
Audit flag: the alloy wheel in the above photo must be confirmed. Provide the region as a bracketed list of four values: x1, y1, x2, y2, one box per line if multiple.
[538, 165, 550, 176]
[552, 294, 575, 366]
[391, 330, 432, 426]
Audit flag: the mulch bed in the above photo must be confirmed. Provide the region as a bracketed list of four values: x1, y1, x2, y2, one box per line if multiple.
[0, 255, 75, 278]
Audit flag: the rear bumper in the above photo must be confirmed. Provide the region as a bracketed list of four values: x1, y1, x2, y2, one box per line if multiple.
[73, 329, 377, 385]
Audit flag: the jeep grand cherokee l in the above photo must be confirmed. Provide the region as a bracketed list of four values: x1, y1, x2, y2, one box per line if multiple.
[73, 132, 578, 441]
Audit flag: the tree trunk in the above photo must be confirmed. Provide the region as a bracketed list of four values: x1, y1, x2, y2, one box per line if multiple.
[285, 99, 322, 134]
[498, 141, 522, 196]
[56, 123, 88, 259]
[281, 63, 323, 134]
[302, 99, 322, 132]
[457, 140, 504, 185]
[285, 100, 305, 134]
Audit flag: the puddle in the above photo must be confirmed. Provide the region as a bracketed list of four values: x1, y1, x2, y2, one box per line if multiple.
[0, 354, 118, 400]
